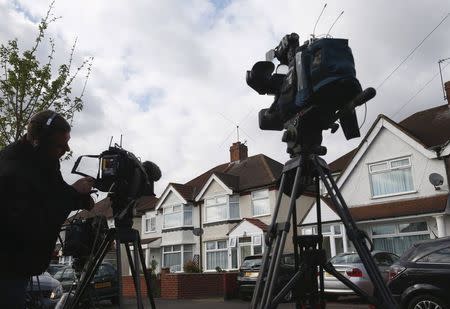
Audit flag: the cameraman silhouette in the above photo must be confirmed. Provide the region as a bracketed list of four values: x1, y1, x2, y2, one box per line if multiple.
[0, 110, 94, 308]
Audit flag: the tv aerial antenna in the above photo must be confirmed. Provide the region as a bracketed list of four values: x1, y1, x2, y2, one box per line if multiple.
[439, 57, 450, 100]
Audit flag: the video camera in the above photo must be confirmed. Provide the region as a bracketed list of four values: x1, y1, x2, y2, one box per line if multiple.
[71, 145, 161, 227]
[247, 33, 375, 155]
[72, 146, 161, 198]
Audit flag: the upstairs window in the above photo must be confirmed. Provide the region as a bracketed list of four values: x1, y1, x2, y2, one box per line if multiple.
[205, 195, 240, 223]
[369, 157, 414, 198]
[252, 189, 270, 216]
[163, 204, 193, 229]
[144, 216, 156, 233]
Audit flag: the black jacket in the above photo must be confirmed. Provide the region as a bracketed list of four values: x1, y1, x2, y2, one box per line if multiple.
[0, 138, 89, 278]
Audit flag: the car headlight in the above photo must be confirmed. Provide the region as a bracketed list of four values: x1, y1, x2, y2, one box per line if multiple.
[50, 285, 63, 299]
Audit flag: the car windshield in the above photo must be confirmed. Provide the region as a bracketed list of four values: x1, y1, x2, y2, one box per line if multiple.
[330, 253, 361, 264]
[241, 258, 262, 269]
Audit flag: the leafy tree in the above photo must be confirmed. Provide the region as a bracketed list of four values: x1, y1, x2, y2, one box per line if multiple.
[0, 1, 93, 148]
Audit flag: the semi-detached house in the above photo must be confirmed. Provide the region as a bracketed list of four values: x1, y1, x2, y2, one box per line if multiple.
[301, 86, 450, 259]
[141, 142, 293, 273]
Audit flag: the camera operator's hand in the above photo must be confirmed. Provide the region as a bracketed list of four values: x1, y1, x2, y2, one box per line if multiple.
[72, 177, 94, 195]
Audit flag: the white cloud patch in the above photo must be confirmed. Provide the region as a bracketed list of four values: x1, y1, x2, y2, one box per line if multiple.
[1, 0, 449, 199]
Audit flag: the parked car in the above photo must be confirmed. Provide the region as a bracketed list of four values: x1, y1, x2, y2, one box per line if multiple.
[388, 237, 450, 309]
[53, 263, 119, 305]
[323, 251, 399, 300]
[47, 264, 66, 277]
[237, 254, 295, 302]
[26, 272, 63, 309]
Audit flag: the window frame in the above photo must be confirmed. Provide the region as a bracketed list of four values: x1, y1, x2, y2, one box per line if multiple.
[144, 215, 156, 233]
[368, 156, 415, 199]
[205, 240, 229, 270]
[251, 189, 270, 217]
[162, 244, 194, 272]
[162, 203, 193, 229]
[204, 194, 240, 223]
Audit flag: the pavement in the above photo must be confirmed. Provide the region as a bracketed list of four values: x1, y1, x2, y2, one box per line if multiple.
[94, 296, 369, 309]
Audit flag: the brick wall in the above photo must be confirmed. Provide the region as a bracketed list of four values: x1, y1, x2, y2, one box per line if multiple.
[160, 268, 238, 299]
[122, 275, 160, 298]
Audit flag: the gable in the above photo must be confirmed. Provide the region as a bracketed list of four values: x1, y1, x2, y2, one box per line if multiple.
[195, 174, 233, 201]
[228, 220, 264, 237]
[302, 200, 340, 225]
[162, 191, 183, 206]
[338, 126, 445, 207]
[337, 117, 436, 190]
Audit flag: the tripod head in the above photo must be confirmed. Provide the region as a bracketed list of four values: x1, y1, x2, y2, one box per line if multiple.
[280, 87, 376, 158]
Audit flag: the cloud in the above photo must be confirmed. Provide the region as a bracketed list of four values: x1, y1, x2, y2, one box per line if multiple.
[1, 0, 449, 197]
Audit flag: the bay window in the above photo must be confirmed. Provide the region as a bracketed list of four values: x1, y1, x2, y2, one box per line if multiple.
[205, 195, 239, 223]
[371, 221, 430, 255]
[162, 244, 194, 272]
[206, 240, 228, 270]
[163, 204, 192, 229]
[369, 157, 414, 198]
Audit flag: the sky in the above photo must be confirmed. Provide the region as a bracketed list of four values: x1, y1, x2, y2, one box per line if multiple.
[1, 0, 449, 200]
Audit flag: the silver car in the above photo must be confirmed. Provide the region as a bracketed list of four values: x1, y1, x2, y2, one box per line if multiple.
[323, 251, 399, 299]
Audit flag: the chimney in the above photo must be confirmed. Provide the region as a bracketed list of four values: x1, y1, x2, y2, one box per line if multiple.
[230, 142, 248, 162]
[445, 81, 450, 106]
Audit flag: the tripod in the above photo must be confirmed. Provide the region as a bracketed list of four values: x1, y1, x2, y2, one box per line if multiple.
[62, 210, 156, 309]
[250, 153, 398, 309]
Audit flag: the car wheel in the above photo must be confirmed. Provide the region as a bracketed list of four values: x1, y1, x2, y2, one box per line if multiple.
[408, 294, 448, 309]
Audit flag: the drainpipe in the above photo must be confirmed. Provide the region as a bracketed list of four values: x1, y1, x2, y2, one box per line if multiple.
[199, 202, 203, 272]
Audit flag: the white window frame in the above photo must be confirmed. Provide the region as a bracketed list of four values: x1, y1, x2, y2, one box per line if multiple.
[144, 215, 156, 233]
[368, 156, 415, 199]
[370, 221, 430, 239]
[204, 195, 240, 223]
[251, 189, 270, 217]
[162, 204, 193, 229]
[205, 240, 228, 270]
[162, 244, 194, 272]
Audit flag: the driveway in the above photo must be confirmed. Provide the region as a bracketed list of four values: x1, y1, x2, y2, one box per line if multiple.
[95, 296, 369, 309]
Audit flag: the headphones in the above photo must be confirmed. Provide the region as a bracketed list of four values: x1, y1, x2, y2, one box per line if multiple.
[32, 112, 58, 148]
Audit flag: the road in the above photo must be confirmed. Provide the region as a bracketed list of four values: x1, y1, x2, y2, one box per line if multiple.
[94, 296, 369, 309]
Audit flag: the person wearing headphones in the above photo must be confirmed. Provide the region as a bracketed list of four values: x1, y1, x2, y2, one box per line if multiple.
[0, 110, 95, 308]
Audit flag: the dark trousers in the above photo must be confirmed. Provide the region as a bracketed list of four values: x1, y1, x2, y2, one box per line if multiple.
[0, 277, 29, 309]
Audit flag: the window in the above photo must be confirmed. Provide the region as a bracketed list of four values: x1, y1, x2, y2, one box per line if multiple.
[252, 189, 270, 216]
[205, 195, 240, 223]
[162, 244, 194, 272]
[145, 216, 156, 233]
[369, 157, 414, 197]
[418, 247, 450, 264]
[371, 221, 430, 255]
[205, 240, 228, 270]
[163, 204, 192, 229]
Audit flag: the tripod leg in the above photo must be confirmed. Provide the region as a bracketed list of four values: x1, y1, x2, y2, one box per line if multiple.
[124, 243, 139, 294]
[65, 229, 115, 309]
[315, 178, 325, 308]
[313, 156, 397, 309]
[250, 174, 287, 309]
[136, 235, 156, 309]
[115, 234, 124, 309]
[132, 241, 144, 309]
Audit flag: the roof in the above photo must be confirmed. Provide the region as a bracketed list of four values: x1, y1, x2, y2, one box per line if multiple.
[135, 195, 159, 215]
[176, 154, 283, 201]
[170, 183, 196, 202]
[322, 194, 449, 221]
[244, 218, 269, 231]
[140, 237, 161, 245]
[227, 217, 269, 235]
[328, 104, 450, 173]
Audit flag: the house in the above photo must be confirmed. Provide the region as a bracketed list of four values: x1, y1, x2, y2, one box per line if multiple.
[140, 142, 314, 273]
[300, 81, 450, 259]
